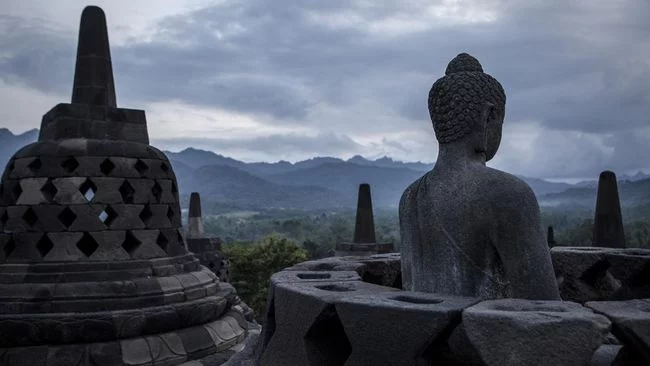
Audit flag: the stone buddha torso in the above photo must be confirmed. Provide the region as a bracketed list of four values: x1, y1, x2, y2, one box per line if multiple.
[399, 53, 560, 300]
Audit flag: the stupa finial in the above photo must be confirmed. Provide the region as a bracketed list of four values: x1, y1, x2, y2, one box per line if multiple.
[71, 6, 116, 107]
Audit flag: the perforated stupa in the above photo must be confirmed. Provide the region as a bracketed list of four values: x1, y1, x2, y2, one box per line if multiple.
[0, 6, 256, 365]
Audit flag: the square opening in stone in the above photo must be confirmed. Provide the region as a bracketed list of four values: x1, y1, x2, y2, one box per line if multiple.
[12, 181, 22, 201]
[166, 206, 174, 223]
[100, 158, 116, 176]
[76, 232, 99, 257]
[119, 180, 135, 204]
[0, 211, 8, 227]
[27, 158, 42, 173]
[3, 238, 16, 260]
[160, 162, 170, 174]
[151, 181, 163, 203]
[99, 205, 118, 227]
[58, 207, 77, 228]
[36, 234, 54, 258]
[134, 159, 149, 175]
[61, 157, 80, 173]
[139, 205, 153, 226]
[40, 179, 58, 201]
[156, 232, 169, 251]
[122, 231, 142, 255]
[79, 178, 97, 202]
[22, 207, 38, 228]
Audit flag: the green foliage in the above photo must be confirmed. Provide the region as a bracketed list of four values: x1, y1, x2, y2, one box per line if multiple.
[204, 208, 400, 258]
[223, 234, 308, 319]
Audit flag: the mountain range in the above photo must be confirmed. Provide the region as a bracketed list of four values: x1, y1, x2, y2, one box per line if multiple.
[1, 129, 649, 212]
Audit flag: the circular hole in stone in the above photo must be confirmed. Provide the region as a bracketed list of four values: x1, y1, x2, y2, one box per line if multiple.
[297, 273, 331, 280]
[391, 295, 443, 305]
[315, 284, 355, 292]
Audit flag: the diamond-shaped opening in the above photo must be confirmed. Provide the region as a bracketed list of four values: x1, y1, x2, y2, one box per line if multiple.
[166, 206, 174, 222]
[27, 158, 42, 173]
[40, 179, 58, 201]
[61, 157, 79, 173]
[79, 178, 97, 202]
[58, 207, 77, 228]
[99, 205, 118, 227]
[151, 181, 163, 203]
[304, 305, 352, 365]
[139, 205, 153, 226]
[3, 238, 16, 260]
[76, 232, 99, 257]
[0, 211, 8, 227]
[134, 159, 149, 175]
[36, 234, 54, 258]
[579, 259, 610, 286]
[160, 162, 170, 174]
[119, 180, 135, 204]
[122, 231, 142, 255]
[100, 158, 116, 176]
[156, 232, 169, 251]
[22, 207, 38, 228]
[12, 181, 23, 200]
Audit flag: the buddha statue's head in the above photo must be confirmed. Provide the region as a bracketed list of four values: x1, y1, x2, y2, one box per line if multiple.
[428, 53, 506, 161]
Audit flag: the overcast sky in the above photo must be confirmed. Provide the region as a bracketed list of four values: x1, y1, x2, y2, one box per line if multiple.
[0, 0, 649, 180]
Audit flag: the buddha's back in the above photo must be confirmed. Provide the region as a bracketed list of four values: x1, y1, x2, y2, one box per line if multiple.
[399, 53, 560, 300]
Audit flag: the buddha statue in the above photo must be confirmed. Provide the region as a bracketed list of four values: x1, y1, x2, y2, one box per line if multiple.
[399, 53, 560, 300]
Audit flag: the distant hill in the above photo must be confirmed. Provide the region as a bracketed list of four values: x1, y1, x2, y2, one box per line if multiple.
[538, 178, 650, 208]
[265, 162, 426, 207]
[175, 164, 348, 211]
[0, 128, 645, 213]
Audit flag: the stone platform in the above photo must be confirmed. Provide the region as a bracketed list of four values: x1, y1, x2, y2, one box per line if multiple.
[254, 251, 650, 365]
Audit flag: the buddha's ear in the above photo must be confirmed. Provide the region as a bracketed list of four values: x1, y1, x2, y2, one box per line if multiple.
[481, 102, 496, 125]
[475, 102, 495, 153]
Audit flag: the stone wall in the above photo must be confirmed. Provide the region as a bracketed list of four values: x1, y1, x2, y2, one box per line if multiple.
[255, 252, 650, 365]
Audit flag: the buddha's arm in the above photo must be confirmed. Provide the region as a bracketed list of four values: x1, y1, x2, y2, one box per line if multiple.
[494, 185, 561, 300]
[398, 182, 419, 291]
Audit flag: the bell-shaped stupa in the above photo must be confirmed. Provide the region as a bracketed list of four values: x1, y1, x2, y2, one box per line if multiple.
[0, 6, 256, 365]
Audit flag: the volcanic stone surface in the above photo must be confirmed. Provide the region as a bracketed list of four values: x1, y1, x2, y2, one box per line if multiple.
[0, 6, 254, 366]
[399, 53, 559, 300]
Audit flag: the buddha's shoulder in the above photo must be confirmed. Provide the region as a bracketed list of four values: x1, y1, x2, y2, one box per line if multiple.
[400, 175, 426, 207]
[481, 168, 538, 209]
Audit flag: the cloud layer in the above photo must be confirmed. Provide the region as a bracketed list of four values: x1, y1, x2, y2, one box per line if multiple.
[0, 0, 649, 179]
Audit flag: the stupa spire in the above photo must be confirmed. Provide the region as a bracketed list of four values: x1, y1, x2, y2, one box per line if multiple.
[71, 6, 116, 107]
[593, 170, 626, 248]
[187, 192, 205, 238]
[353, 183, 377, 243]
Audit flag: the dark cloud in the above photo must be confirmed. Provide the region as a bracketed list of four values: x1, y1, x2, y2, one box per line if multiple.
[0, 0, 649, 178]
